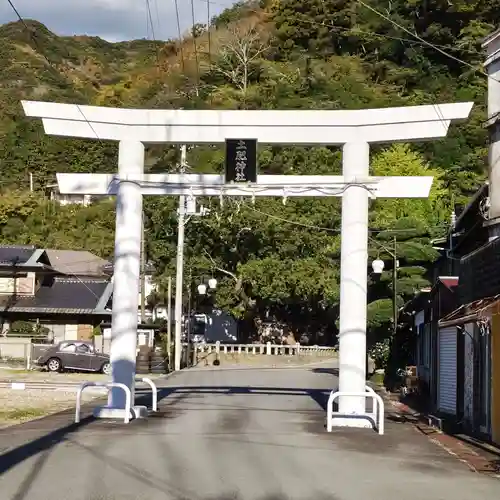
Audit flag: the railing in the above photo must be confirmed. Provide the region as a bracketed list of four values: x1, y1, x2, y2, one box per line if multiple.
[75, 378, 158, 424]
[326, 385, 385, 435]
[135, 377, 158, 412]
[194, 342, 337, 357]
[75, 382, 131, 424]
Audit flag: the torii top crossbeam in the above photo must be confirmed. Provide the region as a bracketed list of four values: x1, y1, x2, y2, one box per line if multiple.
[22, 101, 473, 144]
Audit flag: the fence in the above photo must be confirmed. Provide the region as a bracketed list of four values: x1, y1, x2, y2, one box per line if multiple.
[0, 338, 52, 369]
[194, 342, 338, 357]
[0, 337, 338, 371]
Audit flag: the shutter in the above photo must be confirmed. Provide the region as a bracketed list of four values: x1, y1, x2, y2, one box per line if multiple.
[438, 326, 457, 414]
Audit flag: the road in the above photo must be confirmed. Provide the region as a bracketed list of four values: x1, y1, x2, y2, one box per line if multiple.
[0, 363, 499, 500]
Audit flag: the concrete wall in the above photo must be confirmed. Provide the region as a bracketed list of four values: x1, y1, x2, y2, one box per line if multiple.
[0, 337, 31, 360]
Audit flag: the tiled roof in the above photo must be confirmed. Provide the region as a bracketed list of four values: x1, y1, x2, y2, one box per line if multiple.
[45, 249, 111, 277]
[439, 294, 500, 327]
[0, 277, 111, 314]
[439, 277, 459, 289]
[0, 245, 36, 265]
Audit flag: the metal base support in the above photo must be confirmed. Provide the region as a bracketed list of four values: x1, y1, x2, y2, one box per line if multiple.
[328, 417, 374, 429]
[93, 405, 149, 421]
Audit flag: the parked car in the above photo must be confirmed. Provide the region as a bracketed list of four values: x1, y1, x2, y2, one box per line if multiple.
[34, 340, 111, 375]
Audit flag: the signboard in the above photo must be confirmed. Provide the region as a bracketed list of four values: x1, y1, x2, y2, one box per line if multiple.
[225, 139, 257, 183]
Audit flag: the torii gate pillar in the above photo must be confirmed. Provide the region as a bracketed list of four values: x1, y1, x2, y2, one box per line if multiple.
[106, 141, 145, 416]
[338, 142, 370, 422]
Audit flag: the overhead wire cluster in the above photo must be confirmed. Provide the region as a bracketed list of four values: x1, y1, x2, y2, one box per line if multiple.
[3, 0, 491, 249]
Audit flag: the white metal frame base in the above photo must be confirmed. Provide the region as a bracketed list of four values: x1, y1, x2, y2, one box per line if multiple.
[135, 377, 158, 412]
[327, 385, 385, 435]
[75, 381, 154, 424]
[76, 381, 132, 423]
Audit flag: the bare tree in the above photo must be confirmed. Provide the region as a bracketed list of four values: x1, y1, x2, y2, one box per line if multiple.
[214, 21, 269, 94]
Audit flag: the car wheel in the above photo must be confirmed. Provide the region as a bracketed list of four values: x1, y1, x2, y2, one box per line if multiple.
[47, 358, 61, 372]
[101, 362, 111, 375]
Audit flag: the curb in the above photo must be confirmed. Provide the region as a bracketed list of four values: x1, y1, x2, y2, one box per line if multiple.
[372, 384, 500, 478]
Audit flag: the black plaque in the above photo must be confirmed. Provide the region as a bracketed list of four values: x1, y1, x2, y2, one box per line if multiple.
[225, 139, 257, 183]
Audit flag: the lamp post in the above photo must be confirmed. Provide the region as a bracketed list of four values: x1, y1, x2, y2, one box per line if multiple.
[197, 278, 217, 296]
[190, 278, 218, 367]
[371, 236, 398, 336]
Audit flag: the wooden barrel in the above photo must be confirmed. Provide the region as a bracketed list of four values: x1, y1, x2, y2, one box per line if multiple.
[136, 349, 151, 374]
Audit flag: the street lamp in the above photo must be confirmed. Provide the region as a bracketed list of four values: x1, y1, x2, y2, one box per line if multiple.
[371, 259, 385, 274]
[198, 278, 217, 296]
[371, 236, 398, 336]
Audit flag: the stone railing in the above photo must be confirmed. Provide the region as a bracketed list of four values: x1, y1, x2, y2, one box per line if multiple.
[194, 342, 337, 357]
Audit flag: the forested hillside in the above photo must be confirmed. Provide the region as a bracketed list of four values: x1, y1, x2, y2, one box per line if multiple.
[0, 0, 495, 348]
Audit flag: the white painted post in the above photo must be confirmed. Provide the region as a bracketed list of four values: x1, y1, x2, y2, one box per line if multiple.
[337, 142, 370, 426]
[108, 141, 144, 411]
[174, 148, 187, 371]
[266, 342, 271, 355]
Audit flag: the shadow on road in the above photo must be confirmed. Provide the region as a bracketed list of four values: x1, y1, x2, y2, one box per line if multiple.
[156, 385, 333, 412]
[310, 367, 339, 377]
[0, 380, 336, 496]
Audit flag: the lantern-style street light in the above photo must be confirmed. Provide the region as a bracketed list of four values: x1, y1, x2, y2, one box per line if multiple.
[371, 236, 399, 336]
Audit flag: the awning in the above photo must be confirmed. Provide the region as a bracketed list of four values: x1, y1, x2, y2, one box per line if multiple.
[439, 294, 500, 328]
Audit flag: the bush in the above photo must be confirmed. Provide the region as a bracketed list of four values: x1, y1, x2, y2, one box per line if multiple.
[8, 320, 49, 338]
[369, 338, 391, 370]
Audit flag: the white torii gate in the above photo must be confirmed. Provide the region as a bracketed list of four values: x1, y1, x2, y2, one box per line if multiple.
[22, 100, 472, 426]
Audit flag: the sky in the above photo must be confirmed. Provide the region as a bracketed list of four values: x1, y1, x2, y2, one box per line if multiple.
[0, 0, 239, 42]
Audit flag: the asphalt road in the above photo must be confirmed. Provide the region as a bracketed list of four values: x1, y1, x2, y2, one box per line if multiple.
[0, 363, 499, 500]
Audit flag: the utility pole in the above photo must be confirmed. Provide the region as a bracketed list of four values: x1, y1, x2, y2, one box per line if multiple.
[174, 145, 187, 371]
[167, 276, 172, 371]
[140, 212, 146, 323]
[392, 236, 397, 337]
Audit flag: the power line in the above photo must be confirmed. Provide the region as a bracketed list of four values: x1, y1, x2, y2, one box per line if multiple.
[356, 0, 499, 84]
[173, 0, 185, 71]
[224, 196, 448, 236]
[6, 0, 103, 143]
[153, 0, 160, 34]
[206, 0, 212, 66]
[145, 0, 162, 74]
[190, 0, 201, 89]
[193, 0, 481, 55]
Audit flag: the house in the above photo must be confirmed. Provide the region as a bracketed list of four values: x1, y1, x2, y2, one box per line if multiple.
[0, 244, 171, 359]
[405, 278, 459, 411]
[0, 245, 112, 342]
[401, 181, 500, 445]
[399, 27, 500, 445]
[45, 183, 93, 206]
[439, 295, 497, 441]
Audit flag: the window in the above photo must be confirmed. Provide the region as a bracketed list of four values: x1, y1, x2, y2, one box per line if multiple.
[75, 344, 91, 354]
[60, 343, 76, 353]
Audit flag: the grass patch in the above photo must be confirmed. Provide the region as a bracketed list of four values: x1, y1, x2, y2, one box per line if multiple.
[0, 407, 48, 422]
[369, 371, 385, 387]
[0, 368, 32, 375]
